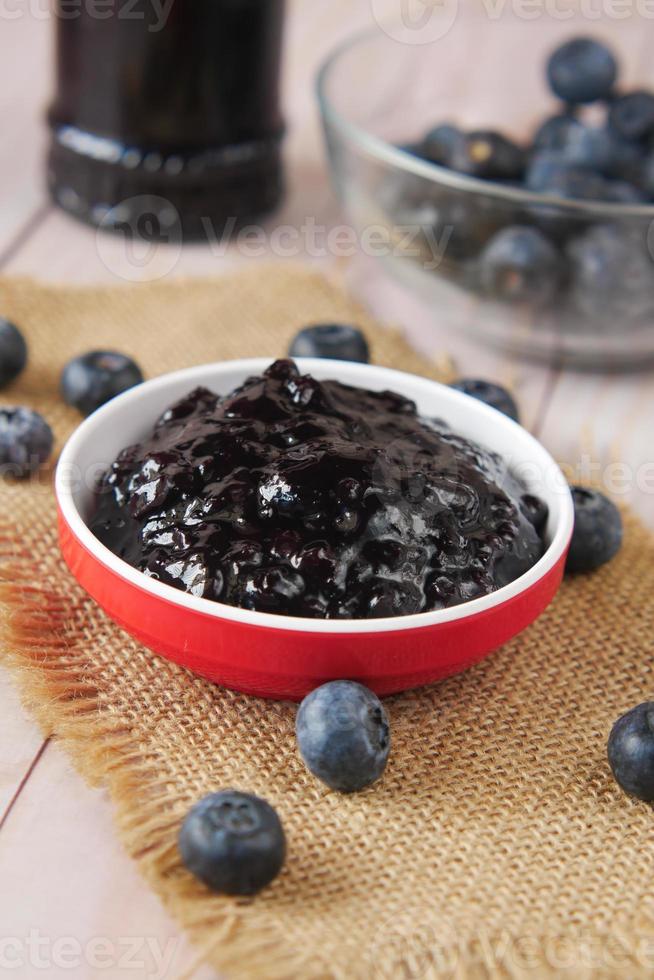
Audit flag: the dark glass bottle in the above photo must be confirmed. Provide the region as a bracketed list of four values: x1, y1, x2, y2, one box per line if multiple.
[47, 0, 286, 240]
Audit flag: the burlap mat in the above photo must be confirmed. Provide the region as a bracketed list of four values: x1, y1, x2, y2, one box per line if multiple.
[1, 265, 653, 980]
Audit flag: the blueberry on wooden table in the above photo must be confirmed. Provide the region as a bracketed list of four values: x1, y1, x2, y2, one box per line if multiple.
[288, 324, 369, 363]
[565, 487, 623, 574]
[0, 318, 27, 390]
[61, 350, 144, 416]
[478, 225, 563, 306]
[0, 407, 53, 478]
[178, 791, 286, 896]
[296, 680, 391, 793]
[608, 703, 654, 803]
[546, 37, 617, 104]
[450, 379, 519, 423]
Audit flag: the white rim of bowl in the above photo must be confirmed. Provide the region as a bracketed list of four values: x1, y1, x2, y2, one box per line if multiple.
[55, 358, 575, 635]
[316, 26, 654, 218]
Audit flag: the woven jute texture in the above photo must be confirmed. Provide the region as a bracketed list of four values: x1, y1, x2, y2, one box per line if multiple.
[1, 265, 653, 980]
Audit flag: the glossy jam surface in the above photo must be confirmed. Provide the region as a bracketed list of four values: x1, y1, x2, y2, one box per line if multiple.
[90, 360, 545, 619]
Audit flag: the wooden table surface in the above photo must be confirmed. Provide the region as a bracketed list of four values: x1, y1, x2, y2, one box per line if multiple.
[0, 3, 652, 978]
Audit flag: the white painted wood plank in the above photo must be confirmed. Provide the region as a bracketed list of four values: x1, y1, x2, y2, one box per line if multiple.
[0, 740, 217, 979]
[539, 371, 654, 527]
[0, 667, 45, 818]
[0, 16, 51, 249]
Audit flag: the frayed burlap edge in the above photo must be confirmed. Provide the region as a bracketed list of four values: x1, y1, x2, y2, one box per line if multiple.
[0, 533, 310, 980]
[3, 518, 654, 980]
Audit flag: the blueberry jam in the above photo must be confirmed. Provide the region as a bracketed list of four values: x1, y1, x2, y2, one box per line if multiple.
[90, 360, 546, 619]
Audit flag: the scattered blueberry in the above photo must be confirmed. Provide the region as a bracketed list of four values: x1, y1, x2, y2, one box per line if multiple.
[296, 680, 390, 793]
[546, 37, 617, 104]
[450, 379, 519, 423]
[60, 350, 144, 416]
[448, 130, 526, 180]
[566, 486, 623, 573]
[288, 324, 370, 364]
[0, 319, 28, 390]
[0, 407, 53, 478]
[607, 702, 654, 802]
[178, 790, 286, 896]
[478, 225, 563, 305]
[609, 90, 654, 142]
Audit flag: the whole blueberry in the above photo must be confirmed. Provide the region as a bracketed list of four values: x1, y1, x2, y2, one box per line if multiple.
[609, 91, 654, 142]
[553, 125, 645, 185]
[566, 224, 654, 322]
[288, 324, 369, 364]
[532, 113, 583, 151]
[61, 350, 144, 416]
[532, 114, 584, 153]
[546, 37, 617, 104]
[555, 124, 617, 172]
[0, 319, 28, 390]
[296, 680, 390, 793]
[0, 407, 53, 478]
[566, 486, 622, 574]
[178, 790, 285, 896]
[525, 153, 613, 201]
[608, 702, 654, 802]
[449, 130, 526, 181]
[450, 378, 519, 423]
[478, 226, 563, 305]
[420, 123, 465, 167]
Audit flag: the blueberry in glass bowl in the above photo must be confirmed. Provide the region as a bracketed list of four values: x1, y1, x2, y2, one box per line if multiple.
[317, 18, 654, 369]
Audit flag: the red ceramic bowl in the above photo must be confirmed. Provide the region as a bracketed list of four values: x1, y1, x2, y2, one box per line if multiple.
[56, 358, 574, 700]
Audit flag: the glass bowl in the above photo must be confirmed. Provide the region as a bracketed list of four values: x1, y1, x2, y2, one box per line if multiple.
[317, 16, 654, 370]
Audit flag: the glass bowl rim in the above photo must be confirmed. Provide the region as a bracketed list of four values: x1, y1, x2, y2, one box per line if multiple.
[316, 26, 654, 219]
